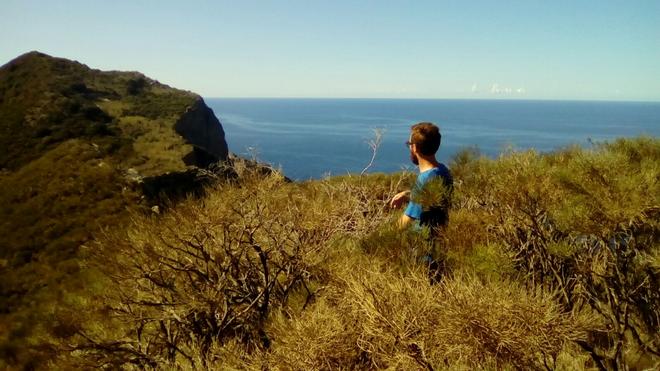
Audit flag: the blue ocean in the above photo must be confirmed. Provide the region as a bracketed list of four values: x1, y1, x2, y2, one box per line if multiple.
[205, 98, 660, 180]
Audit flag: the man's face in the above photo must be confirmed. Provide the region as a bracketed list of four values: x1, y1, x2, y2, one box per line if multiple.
[408, 133, 419, 165]
[410, 147, 418, 165]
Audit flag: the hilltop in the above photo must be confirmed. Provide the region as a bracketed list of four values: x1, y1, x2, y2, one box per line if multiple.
[0, 52, 228, 365]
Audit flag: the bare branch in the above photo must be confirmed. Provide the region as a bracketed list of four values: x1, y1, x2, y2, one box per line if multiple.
[361, 128, 384, 175]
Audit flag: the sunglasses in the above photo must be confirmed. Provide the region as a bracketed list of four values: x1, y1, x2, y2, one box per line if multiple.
[405, 141, 416, 148]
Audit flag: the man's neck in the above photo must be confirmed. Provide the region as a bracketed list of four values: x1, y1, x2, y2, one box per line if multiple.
[417, 156, 439, 173]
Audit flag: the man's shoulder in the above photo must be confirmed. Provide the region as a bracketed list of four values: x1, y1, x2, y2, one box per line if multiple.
[420, 164, 452, 182]
[434, 163, 451, 177]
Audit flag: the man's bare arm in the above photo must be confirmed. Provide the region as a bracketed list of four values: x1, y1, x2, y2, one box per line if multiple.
[397, 213, 414, 229]
[389, 190, 410, 209]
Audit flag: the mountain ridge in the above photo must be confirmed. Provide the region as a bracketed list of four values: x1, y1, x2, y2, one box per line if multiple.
[0, 51, 229, 365]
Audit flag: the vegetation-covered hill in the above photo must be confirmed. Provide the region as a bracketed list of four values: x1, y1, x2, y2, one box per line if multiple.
[0, 52, 657, 370]
[0, 52, 228, 367]
[41, 137, 659, 370]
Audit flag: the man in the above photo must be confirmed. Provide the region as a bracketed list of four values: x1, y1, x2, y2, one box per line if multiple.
[390, 122, 452, 283]
[390, 122, 453, 232]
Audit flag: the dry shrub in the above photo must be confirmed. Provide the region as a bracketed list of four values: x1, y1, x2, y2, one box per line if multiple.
[552, 142, 658, 235]
[266, 298, 368, 370]
[445, 243, 515, 280]
[452, 138, 660, 369]
[54, 138, 658, 370]
[440, 208, 495, 259]
[63, 169, 401, 368]
[267, 259, 594, 371]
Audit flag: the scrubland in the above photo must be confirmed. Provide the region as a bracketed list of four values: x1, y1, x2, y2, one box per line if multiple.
[10, 137, 659, 370]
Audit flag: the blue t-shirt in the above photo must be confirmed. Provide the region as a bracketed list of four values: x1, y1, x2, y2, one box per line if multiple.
[404, 165, 453, 225]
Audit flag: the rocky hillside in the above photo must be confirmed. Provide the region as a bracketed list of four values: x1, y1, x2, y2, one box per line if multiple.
[0, 51, 228, 365]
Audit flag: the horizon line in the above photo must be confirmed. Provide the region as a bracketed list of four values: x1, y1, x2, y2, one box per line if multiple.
[202, 96, 660, 104]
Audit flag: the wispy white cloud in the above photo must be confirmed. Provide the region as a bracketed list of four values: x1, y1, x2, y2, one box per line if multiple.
[471, 83, 478, 93]
[490, 83, 526, 95]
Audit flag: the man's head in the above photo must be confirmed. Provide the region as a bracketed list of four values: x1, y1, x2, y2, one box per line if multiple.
[408, 122, 441, 165]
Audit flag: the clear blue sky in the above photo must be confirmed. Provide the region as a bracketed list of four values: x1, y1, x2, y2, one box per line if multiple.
[1, 0, 659, 101]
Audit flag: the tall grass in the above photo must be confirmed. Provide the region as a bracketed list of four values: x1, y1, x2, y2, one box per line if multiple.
[50, 137, 659, 370]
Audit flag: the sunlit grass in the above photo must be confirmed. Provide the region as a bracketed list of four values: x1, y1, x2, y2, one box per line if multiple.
[46, 136, 659, 370]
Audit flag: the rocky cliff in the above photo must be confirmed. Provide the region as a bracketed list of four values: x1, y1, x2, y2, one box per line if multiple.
[176, 98, 229, 163]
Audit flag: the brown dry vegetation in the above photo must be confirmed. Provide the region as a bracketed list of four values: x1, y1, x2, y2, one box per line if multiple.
[39, 136, 658, 370]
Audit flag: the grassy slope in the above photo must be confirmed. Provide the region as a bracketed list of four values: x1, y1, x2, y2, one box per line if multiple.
[0, 52, 203, 367]
[1, 52, 657, 369]
[50, 137, 659, 370]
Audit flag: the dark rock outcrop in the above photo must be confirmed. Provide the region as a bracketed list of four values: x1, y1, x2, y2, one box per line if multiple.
[176, 98, 229, 163]
[142, 168, 217, 204]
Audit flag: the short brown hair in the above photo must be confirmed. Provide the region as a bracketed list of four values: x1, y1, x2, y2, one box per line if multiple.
[410, 122, 441, 156]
